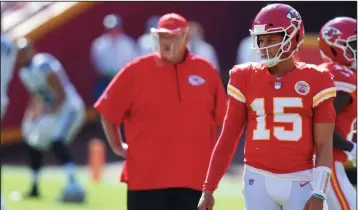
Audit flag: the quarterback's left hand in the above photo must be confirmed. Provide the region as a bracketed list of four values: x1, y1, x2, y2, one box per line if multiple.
[303, 195, 325, 210]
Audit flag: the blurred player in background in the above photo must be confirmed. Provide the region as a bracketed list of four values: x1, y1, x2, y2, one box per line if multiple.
[91, 13, 139, 101]
[1, 34, 17, 120]
[1, 34, 17, 210]
[137, 15, 160, 56]
[199, 3, 336, 210]
[16, 38, 86, 203]
[236, 36, 260, 64]
[188, 21, 220, 72]
[318, 17, 357, 210]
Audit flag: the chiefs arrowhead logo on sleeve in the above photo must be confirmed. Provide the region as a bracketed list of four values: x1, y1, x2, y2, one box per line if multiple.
[322, 26, 342, 41]
[286, 9, 301, 21]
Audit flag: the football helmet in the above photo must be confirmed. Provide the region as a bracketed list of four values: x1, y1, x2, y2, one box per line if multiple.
[318, 17, 357, 70]
[250, 3, 305, 67]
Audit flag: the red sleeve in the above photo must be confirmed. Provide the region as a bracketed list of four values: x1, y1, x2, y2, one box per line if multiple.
[312, 67, 336, 123]
[227, 64, 248, 103]
[330, 65, 356, 96]
[312, 67, 336, 109]
[213, 74, 227, 126]
[314, 98, 336, 123]
[94, 63, 135, 124]
[203, 66, 248, 191]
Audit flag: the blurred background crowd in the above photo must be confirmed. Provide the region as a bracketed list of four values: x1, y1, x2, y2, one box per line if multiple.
[1, 1, 357, 209]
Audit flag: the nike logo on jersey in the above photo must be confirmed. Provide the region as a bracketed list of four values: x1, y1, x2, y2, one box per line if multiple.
[300, 181, 309, 187]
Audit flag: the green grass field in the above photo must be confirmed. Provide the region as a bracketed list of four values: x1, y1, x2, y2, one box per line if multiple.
[2, 165, 244, 210]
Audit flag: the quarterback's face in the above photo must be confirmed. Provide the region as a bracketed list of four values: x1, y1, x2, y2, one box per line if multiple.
[257, 33, 284, 59]
[158, 32, 187, 61]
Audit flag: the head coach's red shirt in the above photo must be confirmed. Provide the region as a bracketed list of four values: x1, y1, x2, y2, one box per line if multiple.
[94, 51, 227, 191]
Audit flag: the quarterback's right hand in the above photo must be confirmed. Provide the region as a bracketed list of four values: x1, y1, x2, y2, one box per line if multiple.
[198, 191, 215, 210]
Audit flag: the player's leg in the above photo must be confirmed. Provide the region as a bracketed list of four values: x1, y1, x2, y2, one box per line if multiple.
[50, 105, 85, 202]
[50, 139, 77, 184]
[282, 180, 314, 210]
[52, 104, 84, 185]
[127, 189, 170, 210]
[327, 161, 356, 210]
[26, 145, 44, 197]
[243, 168, 281, 210]
[169, 188, 202, 210]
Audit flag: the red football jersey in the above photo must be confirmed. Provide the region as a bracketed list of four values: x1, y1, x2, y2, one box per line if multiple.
[228, 62, 336, 173]
[321, 62, 357, 163]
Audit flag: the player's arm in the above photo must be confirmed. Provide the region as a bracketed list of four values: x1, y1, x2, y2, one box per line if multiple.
[24, 94, 43, 120]
[46, 72, 65, 112]
[203, 94, 246, 193]
[101, 116, 127, 157]
[353, 132, 357, 143]
[94, 63, 135, 157]
[332, 92, 355, 152]
[311, 71, 337, 200]
[212, 66, 227, 140]
[203, 69, 247, 193]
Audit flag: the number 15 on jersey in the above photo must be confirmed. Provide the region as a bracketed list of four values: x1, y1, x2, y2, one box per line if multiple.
[251, 97, 303, 142]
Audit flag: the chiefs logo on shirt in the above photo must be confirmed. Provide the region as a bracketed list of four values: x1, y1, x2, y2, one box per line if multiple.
[188, 75, 205, 86]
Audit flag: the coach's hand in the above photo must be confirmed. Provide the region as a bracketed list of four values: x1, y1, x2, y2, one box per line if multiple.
[198, 191, 215, 210]
[114, 143, 128, 158]
[303, 195, 325, 210]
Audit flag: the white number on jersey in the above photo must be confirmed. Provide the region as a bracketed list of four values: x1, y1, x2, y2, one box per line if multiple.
[251, 97, 303, 141]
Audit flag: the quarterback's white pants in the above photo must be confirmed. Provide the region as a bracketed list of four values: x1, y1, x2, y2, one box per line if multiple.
[21, 99, 85, 151]
[243, 166, 328, 210]
[327, 161, 357, 210]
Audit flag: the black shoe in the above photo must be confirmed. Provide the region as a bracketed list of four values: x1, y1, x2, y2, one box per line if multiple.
[25, 186, 40, 199]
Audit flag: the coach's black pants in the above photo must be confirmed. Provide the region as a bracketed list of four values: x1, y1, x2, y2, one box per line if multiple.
[127, 188, 202, 210]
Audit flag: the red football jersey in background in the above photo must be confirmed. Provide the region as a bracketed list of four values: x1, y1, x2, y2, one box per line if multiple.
[320, 62, 357, 163]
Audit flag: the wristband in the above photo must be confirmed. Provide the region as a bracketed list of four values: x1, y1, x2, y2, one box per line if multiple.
[312, 166, 331, 199]
[312, 193, 325, 200]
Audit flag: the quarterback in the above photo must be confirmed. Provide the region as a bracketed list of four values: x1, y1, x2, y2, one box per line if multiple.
[198, 3, 336, 210]
[16, 38, 86, 202]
